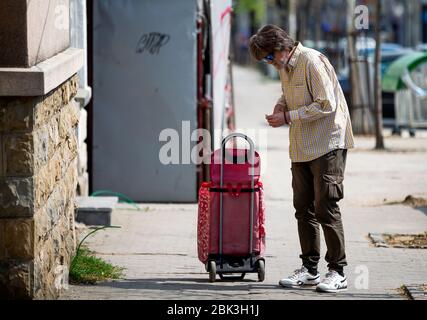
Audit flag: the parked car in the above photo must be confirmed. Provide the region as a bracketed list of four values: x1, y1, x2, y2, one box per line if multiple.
[337, 40, 416, 124]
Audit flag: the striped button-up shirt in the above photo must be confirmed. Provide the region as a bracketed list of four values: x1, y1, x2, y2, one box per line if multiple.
[277, 42, 355, 162]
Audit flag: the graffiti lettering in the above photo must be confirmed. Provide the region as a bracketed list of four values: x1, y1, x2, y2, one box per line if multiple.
[136, 32, 170, 55]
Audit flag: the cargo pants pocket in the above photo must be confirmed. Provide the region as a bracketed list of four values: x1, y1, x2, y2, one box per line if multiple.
[322, 174, 344, 201]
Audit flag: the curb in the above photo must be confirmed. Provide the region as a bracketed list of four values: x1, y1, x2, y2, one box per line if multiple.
[402, 285, 427, 300]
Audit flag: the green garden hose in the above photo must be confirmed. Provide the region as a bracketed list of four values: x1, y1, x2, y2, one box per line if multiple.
[90, 190, 141, 211]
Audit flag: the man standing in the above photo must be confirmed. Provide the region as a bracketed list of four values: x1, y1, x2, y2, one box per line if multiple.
[249, 25, 355, 293]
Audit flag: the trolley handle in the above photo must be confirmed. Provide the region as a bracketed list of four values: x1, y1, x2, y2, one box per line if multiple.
[219, 133, 256, 259]
[221, 133, 255, 165]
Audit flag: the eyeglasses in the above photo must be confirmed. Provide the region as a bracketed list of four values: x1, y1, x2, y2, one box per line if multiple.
[262, 53, 274, 63]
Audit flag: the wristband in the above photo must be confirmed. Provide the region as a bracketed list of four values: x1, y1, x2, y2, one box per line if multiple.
[283, 111, 289, 125]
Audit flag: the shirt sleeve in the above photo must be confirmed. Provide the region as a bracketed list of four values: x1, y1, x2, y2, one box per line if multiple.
[276, 95, 287, 111]
[289, 55, 337, 123]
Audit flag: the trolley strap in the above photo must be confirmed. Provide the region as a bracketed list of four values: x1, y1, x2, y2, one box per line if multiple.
[209, 188, 260, 192]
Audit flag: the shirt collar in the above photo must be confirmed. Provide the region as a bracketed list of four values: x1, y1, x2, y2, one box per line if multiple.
[286, 41, 302, 69]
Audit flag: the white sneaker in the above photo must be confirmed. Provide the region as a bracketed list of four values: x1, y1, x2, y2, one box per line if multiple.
[316, 270, 348, 293]
[279, 266, 320, 288]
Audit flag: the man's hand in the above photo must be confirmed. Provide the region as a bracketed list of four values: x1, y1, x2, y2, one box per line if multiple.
[266, 112, 286, 127]
[273, 104, 284, 114]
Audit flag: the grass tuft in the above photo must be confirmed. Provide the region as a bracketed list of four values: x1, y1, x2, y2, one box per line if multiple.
[69, 247, 124, 284]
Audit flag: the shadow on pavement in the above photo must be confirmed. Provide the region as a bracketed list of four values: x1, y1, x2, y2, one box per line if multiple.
[416, 207, 427, 217]
[97, 278, 267, 291]
[92, 278, 403, 299]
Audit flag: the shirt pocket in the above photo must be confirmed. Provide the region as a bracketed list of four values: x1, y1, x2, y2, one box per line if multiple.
[289, 84, 307, 108]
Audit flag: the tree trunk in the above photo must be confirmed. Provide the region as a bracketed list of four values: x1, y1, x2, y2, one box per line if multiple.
[288, 0, 297, 40]
[374, 0, 385, 149]
[314, 0, 323, 49]
[298, 0, 308, 41]
[347, 0, 358, 121]
[347, 0, 374, 134]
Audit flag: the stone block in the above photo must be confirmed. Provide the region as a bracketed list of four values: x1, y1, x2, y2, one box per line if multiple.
[0, 218, 34, 260]
[0, 178, 34, 217]
[34, 167, 53, 210]
[34, 153, 59, 208]
[33, 206, 50, 246]
[34, 93, 61, 129]
[33, 234, 57, 299]
[69, 99, 80, 127]
[48, 116, 61, 152]
[0, 260, 33, 299]
[58, 101, 79, 142]
[0, 135, 3, 177]
[33, 210, 75, 299]
[0, 106, 5, 133]
[0, 0, 28, 68]
[0, 49, 83, 96]
[0, 0, 70, 68]
[33, 126, 50, 172]
[48, 184, 67, 228]
[58, 107, 72, 141]
[35, 158, 76, 213]
[0, 97, 35, 133]
[3, 133, 34, 177]
[75, 197, 118, 226]
[63, 134, 78, 171]
[64, 159, 78, 201]
[27, 0, 70, 67]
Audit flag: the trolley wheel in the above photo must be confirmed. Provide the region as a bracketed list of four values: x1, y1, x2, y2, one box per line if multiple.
[409, 129, 416, 137]
[209, 260, 216, 283]
[257, 260, 265, 282]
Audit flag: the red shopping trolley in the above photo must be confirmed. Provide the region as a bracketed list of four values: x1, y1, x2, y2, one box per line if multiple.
[197, 133, 265, 282]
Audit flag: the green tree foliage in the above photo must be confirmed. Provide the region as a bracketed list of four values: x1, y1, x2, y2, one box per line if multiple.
[234, 0, 266, 25]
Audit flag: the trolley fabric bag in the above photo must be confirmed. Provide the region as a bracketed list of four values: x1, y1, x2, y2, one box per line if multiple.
[197, 181, 266, 262]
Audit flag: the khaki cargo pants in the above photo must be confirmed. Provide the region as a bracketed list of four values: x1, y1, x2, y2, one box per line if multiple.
[291, 149, 348, 273]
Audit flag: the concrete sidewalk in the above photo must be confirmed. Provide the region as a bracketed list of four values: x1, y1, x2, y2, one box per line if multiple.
[60, 65, 427, 300]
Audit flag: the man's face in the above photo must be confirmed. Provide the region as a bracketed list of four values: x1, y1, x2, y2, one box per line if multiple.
[264, 50, 290, 70]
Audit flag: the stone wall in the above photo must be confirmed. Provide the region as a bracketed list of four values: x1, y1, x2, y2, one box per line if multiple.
[0, 75, 79, 299]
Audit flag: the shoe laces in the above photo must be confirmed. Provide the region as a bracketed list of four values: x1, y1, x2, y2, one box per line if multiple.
[322, 270, 340, 284]
[289, 266, 308, 280]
